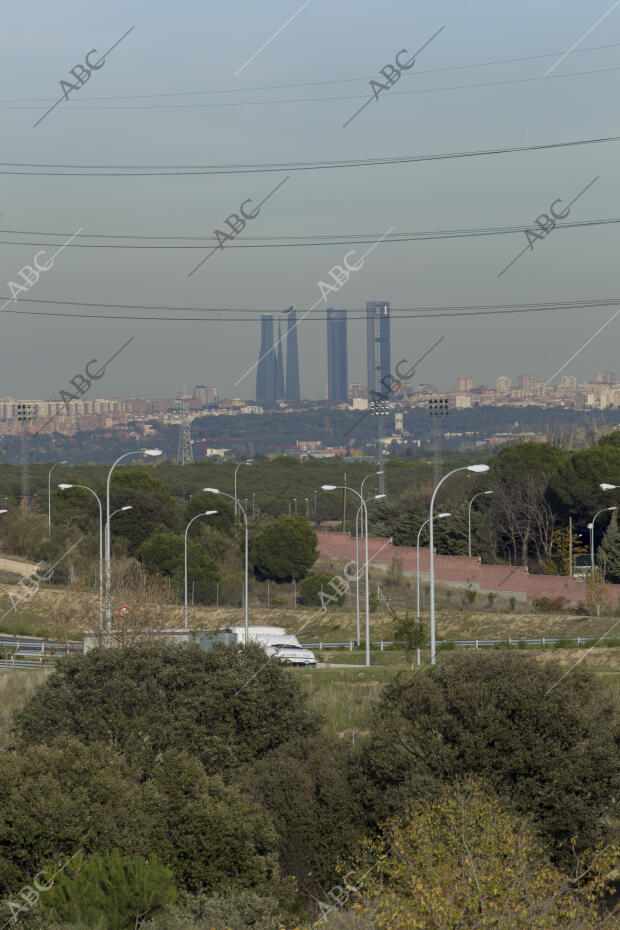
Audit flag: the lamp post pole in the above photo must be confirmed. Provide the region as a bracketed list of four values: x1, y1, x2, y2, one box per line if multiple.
[203, 488, 248, 641]
[417, 513, 451, 621]
[184, 510, 217, 628]
[48, 461, 67, 535]
[589, 505, 617, 571]
[468, 490, 492, 557]
[429, 465, 489, 664]
[105, 449, 161, 631]
[59, 483, 103, 632]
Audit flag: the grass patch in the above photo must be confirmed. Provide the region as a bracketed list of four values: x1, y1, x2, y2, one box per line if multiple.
[0, 669, 50, 747]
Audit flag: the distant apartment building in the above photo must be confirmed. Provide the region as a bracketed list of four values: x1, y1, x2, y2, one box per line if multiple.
[366, 301, 391, 397]
[326, 308, 348, 402]
[517, 374, 536, 394]
[457, 376, 474, 392]
[596, 371, 616, 384]
[558, 375, 577, 390]
[349, 384, 365, 399]
[495, 376, 511, 394]
[193, 386, 217, 406]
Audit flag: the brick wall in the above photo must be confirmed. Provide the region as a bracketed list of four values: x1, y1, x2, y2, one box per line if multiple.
[316, 532, 620, 606]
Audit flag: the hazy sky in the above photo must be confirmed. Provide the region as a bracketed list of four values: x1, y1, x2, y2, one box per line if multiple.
[1, 0, 619, 401]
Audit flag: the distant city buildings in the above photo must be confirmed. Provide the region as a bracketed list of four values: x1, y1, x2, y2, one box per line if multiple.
[366, 301, 391, 397]
[285, 307, 301, 403]
[326, 308, 348, 402]
[256, 314, 277, 407]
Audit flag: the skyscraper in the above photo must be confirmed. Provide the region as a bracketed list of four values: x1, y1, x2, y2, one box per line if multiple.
[366, 301, 391, 398]
[275, 319, 286, 401]
[326, 308, 348, 402]
[285, 307, 300, 403]
[256, 314, 277, 406]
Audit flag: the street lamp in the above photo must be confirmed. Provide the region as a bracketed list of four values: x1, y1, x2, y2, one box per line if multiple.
[48, 461, 67, 535]
[429, 464, 489, 664]
[322, 483, 385, 667]
[184, 510, 217, 628]
[417, 513, 451, 620]
[468, 490, 493, 557]
[0, 510, 6, 515]
[203, 488, 249, 642]
[305, 497, 309, 517]
[293, 498, 297, 514]
[353, 471, 383, 645]
[313, 490, 318, 513]
[588, 506, 617, 571]
[59, 482, 105, 632]
[234, 460, 253, 535]
[105, 449, 162, 630]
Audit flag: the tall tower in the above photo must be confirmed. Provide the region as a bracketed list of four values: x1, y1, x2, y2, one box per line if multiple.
[256, 314, 277, 406]
[366, 301, 391, 398]
[428, 397, 449, 484]
[275, 319, 286, 401]
[285, 306, 300, 403]
[16, 402, 38, 514]
[177, 387, 194, 465]
[326, 309, 348, 402]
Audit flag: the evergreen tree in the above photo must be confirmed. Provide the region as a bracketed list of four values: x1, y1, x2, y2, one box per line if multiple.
[599, 523, 620, 582]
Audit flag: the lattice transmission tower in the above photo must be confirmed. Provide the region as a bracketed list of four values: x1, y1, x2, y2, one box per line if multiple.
[16, 402, 38, 514]
[177, 387, 194, 465]
[428, 396, 449, 485]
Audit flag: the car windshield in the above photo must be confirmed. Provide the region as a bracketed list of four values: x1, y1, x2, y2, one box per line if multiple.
[273, 643, 303, 650]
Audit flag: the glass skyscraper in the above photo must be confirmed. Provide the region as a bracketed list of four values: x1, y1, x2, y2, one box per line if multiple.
[285, 307, 300, 403]
[326, 308, 348, 402]
[366, 301, 391, 397]
[256, 314, 277, 406]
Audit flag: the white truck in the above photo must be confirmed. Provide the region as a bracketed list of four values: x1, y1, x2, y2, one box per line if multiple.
[193, 625, 316, 667]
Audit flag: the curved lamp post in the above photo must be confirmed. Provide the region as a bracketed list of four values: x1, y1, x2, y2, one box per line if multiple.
[105, 449, 162, 630]
[417, 512, 451, 620]
[59, 482, 106, 632]
[588, 505, 617, 571]
[467, 490, 492, 557]
[48, 461, 67, 535]
[184, 510, 217, 628]
[430, 464, 490, 664]
[322, 483, 385, 666]
[203, 487, 249, 642]
[234, 460, 253, 535]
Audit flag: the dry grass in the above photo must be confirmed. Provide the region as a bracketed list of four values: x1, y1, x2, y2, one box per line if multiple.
[0, 668, 50, 747]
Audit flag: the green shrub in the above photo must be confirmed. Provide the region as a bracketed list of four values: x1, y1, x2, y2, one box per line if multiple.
[299, 573, 345, 608]
[142, 889, 283, 930]
[41, 849, 177, 929]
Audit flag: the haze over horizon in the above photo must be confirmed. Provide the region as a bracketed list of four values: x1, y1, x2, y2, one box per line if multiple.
[1, 0, 619, 400]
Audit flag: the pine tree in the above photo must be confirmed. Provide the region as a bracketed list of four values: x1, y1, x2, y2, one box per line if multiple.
[599, 524, 620, 582]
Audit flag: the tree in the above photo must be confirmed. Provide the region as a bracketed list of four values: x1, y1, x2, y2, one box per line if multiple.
[547, 526, 588, 575]
[142, 889, 284, 930]
[104, 469, 178, 555]
[41, 850, 178, 930]
[338, 779, 619, 930]
[392, 612, 425, 660]
[599, 524, 620, 583]
[15, 643, 319, 777]
[251, 515, 318, 581]
[585, 567, 614, 616]
[299, 573, 345, 607]
[136, 532, 220, 603]
[358, 651, 620, 858]
[183, 491, 235, 537]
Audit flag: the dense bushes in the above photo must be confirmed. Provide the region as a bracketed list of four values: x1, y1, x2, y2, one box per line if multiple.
[357, 651, 620, 857]
[15, 643, 319, 776]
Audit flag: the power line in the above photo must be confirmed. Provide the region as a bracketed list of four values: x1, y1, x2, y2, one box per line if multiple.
[0, 134, 619, 176]
[1, 294, 620, 322]
[0, 217, 617, 249]
[2, 41, 618, 103]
